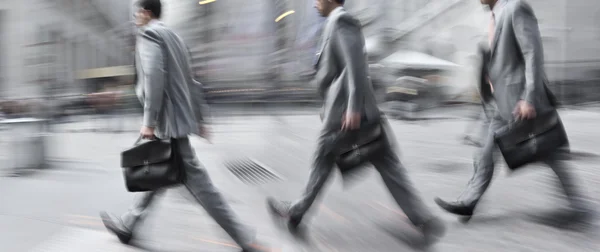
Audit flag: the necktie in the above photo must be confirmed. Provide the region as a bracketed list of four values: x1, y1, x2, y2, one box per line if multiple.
[488, 13, 496, 47]
[487, 13, 496, 92]
[313, 26, 325, 67]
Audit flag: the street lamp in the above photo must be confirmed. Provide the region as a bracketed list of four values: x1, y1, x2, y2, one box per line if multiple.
[199, 0, 215, 4]
[275, 10, 295, 22]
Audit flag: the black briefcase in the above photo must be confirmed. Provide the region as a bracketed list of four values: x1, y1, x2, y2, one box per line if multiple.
[334, 122, 385, 172]
[494, 110, 569, 170]
[120, 137, 183, 192]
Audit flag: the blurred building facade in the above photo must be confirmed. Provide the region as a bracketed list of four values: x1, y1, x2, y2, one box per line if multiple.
[159, 0, 397, 90]
[388, 0, 600, 103]
[155, 1, 475, 88]
[162, 0, 301, 89]
[0, 0, 133, 99]
[4, 0, 583, 104]
[0, 0, 596, 104]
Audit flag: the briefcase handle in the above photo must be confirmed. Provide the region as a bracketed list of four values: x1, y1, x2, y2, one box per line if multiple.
[134, 135, 159, 146]
[134, 135, 143, 145]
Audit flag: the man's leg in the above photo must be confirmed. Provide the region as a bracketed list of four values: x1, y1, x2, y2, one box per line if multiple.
[370, 148, 433, 226]
[287, 151, 336, 221]
[121, 190, 163, 228]
[436, 116, 505, 216]
[100, 190, 163, 244]
[267, 133, 336, 228]
[477, 106, 493, 141]
[458, 137, 495, 206]
[544, 153, 591, 214]
[463, 108, 486, 146]
[369, 140, 446, 244]
[176, 137, 254, 248]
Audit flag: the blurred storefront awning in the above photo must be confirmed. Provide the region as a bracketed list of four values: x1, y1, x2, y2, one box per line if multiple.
[365, 36, 385, 60]
[380, 50, 459, 70]
[76, 65, 134, 80]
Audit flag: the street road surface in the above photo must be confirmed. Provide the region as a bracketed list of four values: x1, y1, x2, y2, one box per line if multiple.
[1, 107, 599, 251]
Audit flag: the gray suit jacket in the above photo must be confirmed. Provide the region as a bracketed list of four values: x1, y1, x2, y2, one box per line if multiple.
[135, 20, 210, 139]
[315, 7, 381, 133]
[488, 0, 555, 121]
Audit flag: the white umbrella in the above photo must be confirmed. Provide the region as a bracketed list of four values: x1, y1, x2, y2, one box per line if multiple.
[380, 50, 460, 70]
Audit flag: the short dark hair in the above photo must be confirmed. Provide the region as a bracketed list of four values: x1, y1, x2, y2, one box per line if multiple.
[137, 0, 162, 19]
[335, 0, 345, 4]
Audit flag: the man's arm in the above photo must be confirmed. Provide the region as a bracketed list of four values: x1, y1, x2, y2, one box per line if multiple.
[183, 44, 211, 126]
[190, 79, 211, 125]
[332, 18, 368, 115]
[477, 44, 494, 102]
[512, 0, 545, 106]
[139, 29, 166, 128]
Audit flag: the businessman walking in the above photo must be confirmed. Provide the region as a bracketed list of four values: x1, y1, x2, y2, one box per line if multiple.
[435, 0, 591, 223]
[462, 45, 496, 147]
[266, 0, 445, 245]
[99, 1, 267, 251]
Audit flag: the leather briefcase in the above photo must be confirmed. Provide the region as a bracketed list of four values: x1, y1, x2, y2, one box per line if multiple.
[121, 137, 183, 192]
[494, 110, 569, 170]
[334, 122, 385, 171]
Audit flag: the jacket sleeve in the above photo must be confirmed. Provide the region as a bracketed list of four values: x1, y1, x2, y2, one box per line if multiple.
[190, 79, 211, 125]
[183, 45, 211, 125]
[139, 28, 166, 128]
[512, 0, 545, 106]
[477, 45, 493, 103]
[331, 18, 368, 115]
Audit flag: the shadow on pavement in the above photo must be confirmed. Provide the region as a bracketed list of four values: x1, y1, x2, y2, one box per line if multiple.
[374, 218, 431, 252]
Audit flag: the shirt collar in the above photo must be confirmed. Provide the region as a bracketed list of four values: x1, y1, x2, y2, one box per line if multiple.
[491, 0, 507, 20]
[138, 19, 162, 33]
[329, 6, 344, 18]
[322, 6, 344, 35]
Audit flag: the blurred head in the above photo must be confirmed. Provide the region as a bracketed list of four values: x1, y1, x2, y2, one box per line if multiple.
[135, 0, 162, 27]
[480, 0, 497, 6]
[314, 0, 344, 17]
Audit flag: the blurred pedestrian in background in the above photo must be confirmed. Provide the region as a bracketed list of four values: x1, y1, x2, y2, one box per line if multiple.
[435, 0, 592, 225]
[99, 1, 269, 251]
[266, 0, 446, 246]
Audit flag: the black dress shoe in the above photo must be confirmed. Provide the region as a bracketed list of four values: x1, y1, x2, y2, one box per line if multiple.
[266, 197, 302, 233]
[434, 197, 475, 217]
[420, 217, 446, 246]
[99, 211, 133, 244]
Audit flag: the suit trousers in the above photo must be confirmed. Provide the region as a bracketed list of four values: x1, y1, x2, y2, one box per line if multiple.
[464, 102, 496, 143]
[119, 137, 252, 246]
[458, 114, 588, 211]
[288, 125, 434, 226]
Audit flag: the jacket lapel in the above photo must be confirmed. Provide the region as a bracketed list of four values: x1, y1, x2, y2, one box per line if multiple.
[490, 7, 506, 57]
[315, 9, 344, 67]
[314, 25, 332, 67]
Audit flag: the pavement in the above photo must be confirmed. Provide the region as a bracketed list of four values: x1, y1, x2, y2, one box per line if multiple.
[1, 106, 599, 252]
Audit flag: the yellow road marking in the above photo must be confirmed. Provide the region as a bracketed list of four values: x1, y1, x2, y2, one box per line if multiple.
[319, 205, 347, 223]
[65, 214, 104, 228]
[68, 219, 104, 226]
[314, 233, 339, 252]
[191, 237, 281, 252]
[371, 201, 407, 218]
[68, 214, 100, 220]
[192, 237, 240, 248]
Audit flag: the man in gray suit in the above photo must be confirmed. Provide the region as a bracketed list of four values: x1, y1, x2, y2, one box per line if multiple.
[462, 46, 495, 147]
[99, 1, 266, 251]
[266, 0, 445, 244]
[435, 0, 590, 221]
